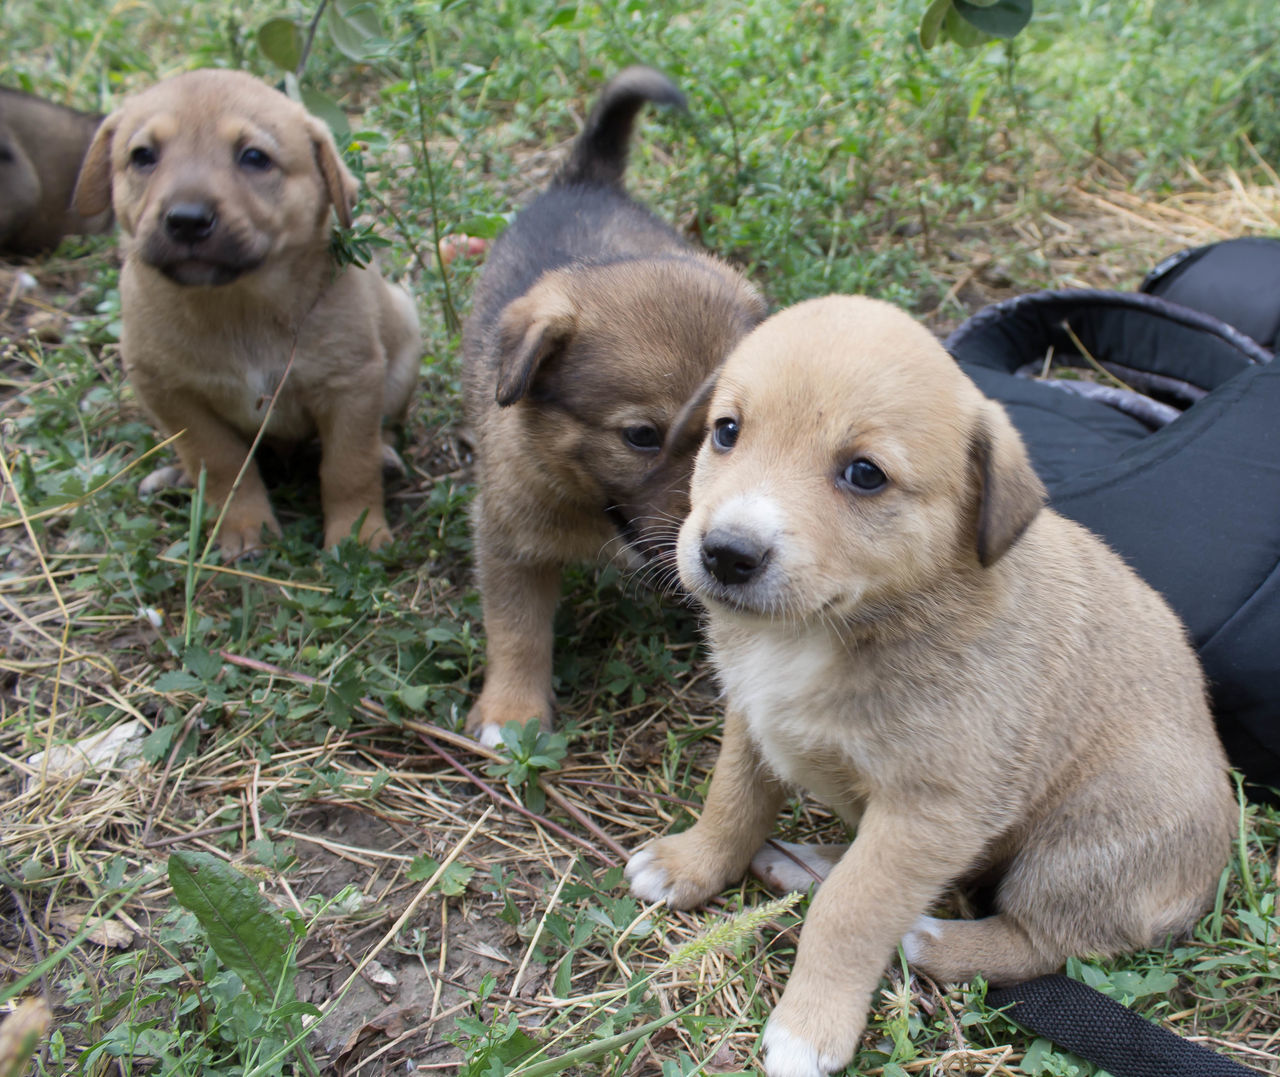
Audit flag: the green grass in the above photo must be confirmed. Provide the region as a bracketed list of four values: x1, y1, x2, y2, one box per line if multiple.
[2, 0, 1278, 1074]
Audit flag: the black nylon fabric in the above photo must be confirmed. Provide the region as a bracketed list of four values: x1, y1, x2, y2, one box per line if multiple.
[1142, 236, 1280, 353]
[988, 975, 1260, 1077]
[945, 282, 1280, 799]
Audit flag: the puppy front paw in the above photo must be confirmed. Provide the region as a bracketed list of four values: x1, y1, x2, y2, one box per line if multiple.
[139, 465, 191, 496]
[750, 841, 843, 894]
[465, 690, 553, 750]
[216, 507, 281, 560]
[324, 506, 392, 550]
[624, 831, 738, 910]
[762, 993, 863, 1077]
[761, 1018, 851, 1077]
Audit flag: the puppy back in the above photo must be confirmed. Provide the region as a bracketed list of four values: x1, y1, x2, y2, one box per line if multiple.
[555, 66, 685, 189]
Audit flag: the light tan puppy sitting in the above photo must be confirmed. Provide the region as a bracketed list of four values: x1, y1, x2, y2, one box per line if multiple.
[626, 296, 1236, 1077]
[73, 69, 420, 556]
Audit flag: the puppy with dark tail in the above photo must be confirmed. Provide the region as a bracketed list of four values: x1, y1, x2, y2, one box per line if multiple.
[463, 67, 765, 747]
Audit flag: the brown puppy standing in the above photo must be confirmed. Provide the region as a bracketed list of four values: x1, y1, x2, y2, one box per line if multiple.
[0, 87, 112, 256]
[463, 67, 765, 747]
[73, 69, 420, 556]
[626, 296, 1235, 1077]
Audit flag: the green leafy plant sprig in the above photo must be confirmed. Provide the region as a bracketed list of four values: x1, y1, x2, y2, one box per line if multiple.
[485, 719, 570, 815]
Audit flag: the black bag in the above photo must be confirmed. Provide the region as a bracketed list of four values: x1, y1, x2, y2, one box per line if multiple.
[945, 238, 1280, 799]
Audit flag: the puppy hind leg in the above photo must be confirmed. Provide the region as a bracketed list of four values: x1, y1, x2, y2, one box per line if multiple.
[139, 464, 193, 496]
[902, 913, 1060, 986]
[316, 393, 393, 550]
[751, 841, 848, 894]
[380, 436, 407, 479]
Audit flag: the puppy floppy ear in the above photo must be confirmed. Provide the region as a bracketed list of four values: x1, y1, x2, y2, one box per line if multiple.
[494, 278, 577, 407]
[970, 402, 1045, 567]
[72, 113, 120, 218]
[646, 365, 720, 478]
[305, 116, 357, 230]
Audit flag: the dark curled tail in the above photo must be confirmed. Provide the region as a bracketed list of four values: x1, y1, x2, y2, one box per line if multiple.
[555, 66, 687, 189]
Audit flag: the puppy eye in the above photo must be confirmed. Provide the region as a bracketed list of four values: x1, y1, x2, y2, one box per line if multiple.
[129, 146, 158, 169]
[622, 424, 662, 452]
[840, 458, 888, 493]
[712, 417, 739, 452]
[238, 147, 272, 171]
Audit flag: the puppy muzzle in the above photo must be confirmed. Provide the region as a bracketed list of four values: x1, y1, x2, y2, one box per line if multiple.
[165, 201, 217, 244]
[139, 198, 266, 286]
[678, 520, 787, 615]
[701, 527, 770, 586]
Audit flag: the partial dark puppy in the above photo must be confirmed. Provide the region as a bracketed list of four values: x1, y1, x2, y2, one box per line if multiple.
[463, 66, 765, 747]
[1, 87, 112, 256]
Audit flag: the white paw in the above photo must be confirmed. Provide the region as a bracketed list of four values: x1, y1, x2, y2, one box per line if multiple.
[475, 722, 504, 750]
[750, 841, 835, 893]
[624, 846, 675, 904]
[762, 1019, 844, 1077]
[139, 465, 191, 496]
[380, 443, 407, 478]
[901, 914, 944, 965]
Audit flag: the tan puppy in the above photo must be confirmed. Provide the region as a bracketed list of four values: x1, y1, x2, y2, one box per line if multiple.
[1, 87, 112, 256]
[73, 69, 420, 556]
[626, 296, 1235, 1077]
[463, 67, 764, 747]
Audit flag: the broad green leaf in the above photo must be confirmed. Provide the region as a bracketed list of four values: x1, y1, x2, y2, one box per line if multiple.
[919, 0, 953, 49]
[952, 0, 1032, 39]
[167, 851, 294, 1003]
[545, 5, 578, 29]
[552, 951, 574, 997]
[462, 1027, 540, 1076]
[944, 7, 991, 47]
[1020, 1038, 1055, 1074]
[406, 855, 474, 895]
[154, 670, 204, 693]
[300, 88, 350, 141]
[394, 684, 432, 711]
[335, 0, 381, 29]
[329, 0, 382, 61]
[258, 17, 302, 72]
[182, 644, 221, 682]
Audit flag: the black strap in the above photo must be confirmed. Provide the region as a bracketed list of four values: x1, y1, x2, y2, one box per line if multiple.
[988, 974, 1260, 1076]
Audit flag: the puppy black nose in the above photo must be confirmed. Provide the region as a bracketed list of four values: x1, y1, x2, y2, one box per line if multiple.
[701, 529, 769, 586]
[164, 202, 217, 243]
